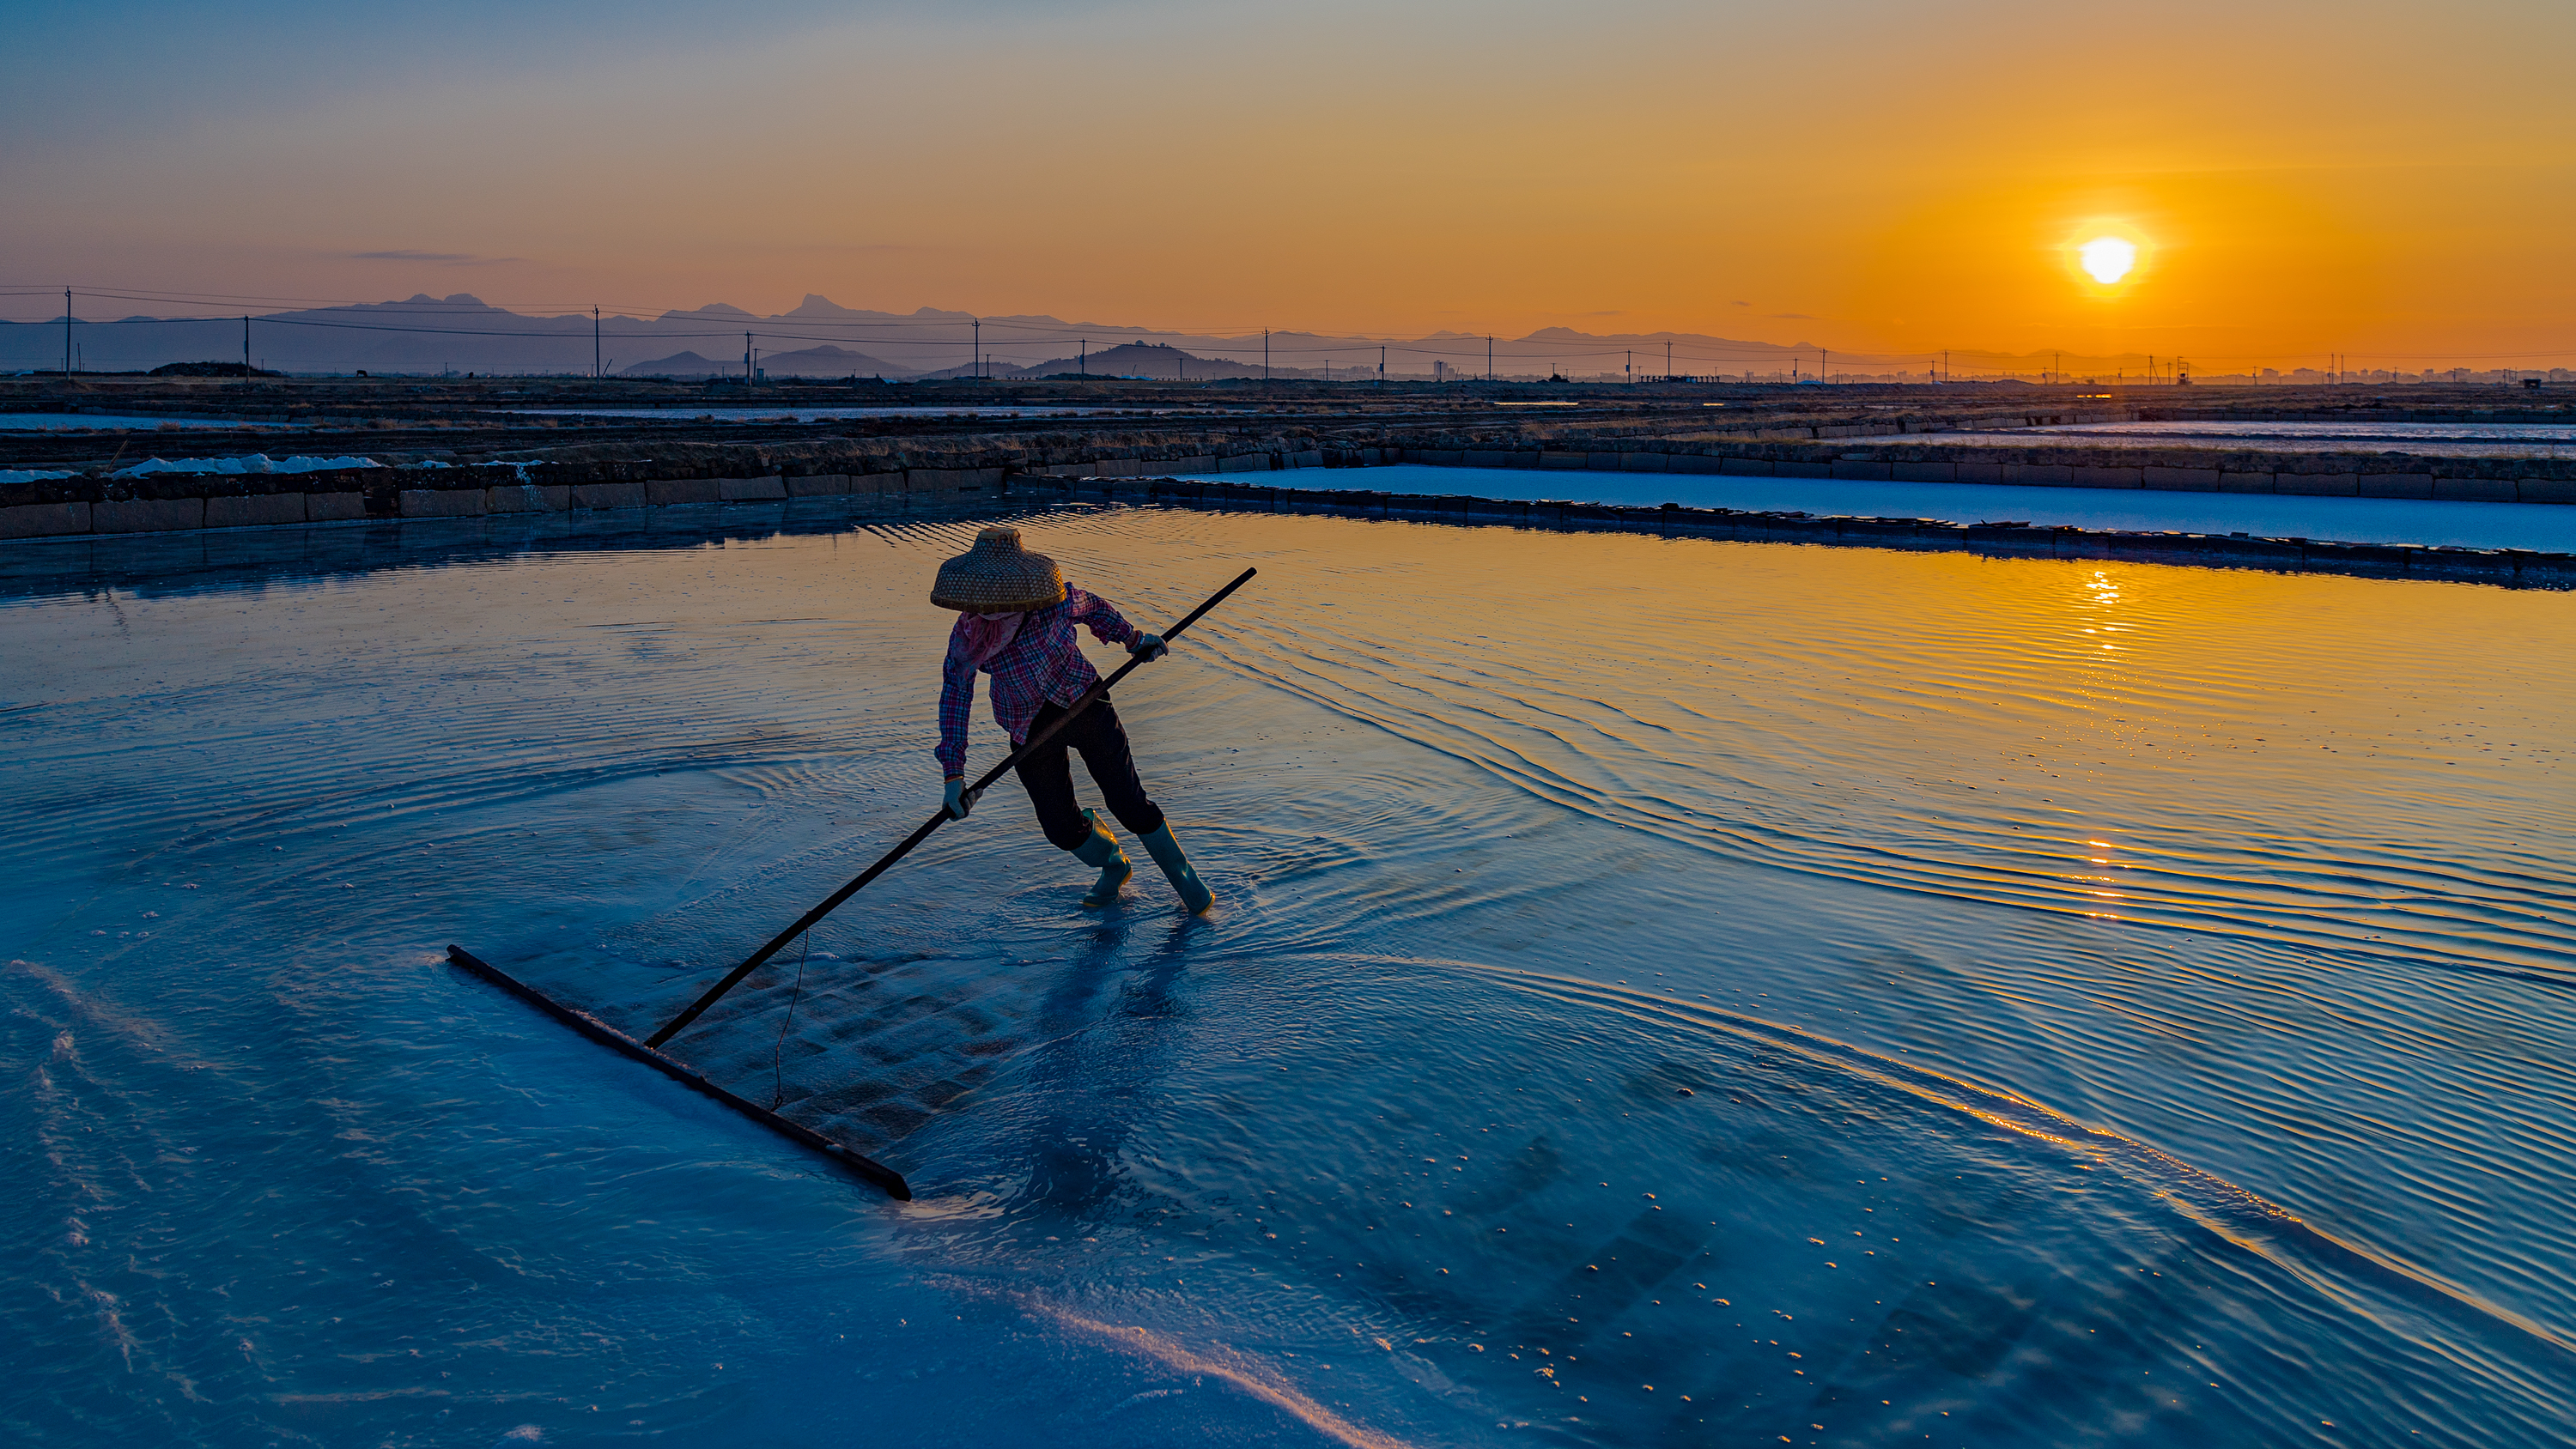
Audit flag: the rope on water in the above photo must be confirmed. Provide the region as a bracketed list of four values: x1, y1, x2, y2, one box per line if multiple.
[769, 928, 810, 1111]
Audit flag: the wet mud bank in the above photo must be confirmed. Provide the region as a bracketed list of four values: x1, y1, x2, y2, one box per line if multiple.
[1038, 474, 2576, 589]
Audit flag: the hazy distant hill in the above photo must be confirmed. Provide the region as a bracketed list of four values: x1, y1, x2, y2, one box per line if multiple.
[994, 342, 1289, 381]
[753, 344, 912, 379]
[911, 361, 1030, 381]
[620, 351, 734, 378]
[623, 344, 913, 379]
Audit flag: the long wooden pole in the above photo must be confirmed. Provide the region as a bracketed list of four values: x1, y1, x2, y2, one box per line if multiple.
[645, 567, 1258, 1049]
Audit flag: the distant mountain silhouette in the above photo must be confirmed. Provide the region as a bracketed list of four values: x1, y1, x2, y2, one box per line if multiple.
[620, 351, 735, 378]
[149, 361, 282, 378]
[753, 344, 911, 378]
[624, 343, 914, 379]
[987, 342, 1294, 381]
[0, 286, 2196, 379]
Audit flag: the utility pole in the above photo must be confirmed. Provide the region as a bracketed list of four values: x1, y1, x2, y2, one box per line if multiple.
[1626, 349, 1632, 384]
[64, 288, 72, 376]
[1666, 339, 1672, 380]
[745, 330, 753, 385]
[972, 318, 981, 379]
[1488, 335, 1494, 380]
[1264, 329, 1270, 383]
[1822, 349, 1828, 382]
[594, 306, 601, 379]
[243, 315, 251, 373]
[1079, 339, 1087, 377]
[1378, 345, 1385, 386]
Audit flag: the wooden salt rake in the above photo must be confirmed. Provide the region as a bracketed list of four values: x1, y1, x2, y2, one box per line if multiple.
[451, 567, 1258, 1200]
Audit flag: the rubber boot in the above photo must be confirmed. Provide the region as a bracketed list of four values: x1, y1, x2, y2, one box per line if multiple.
[1139, 822, 1214, 914]
[1071, 809, 1132, 907]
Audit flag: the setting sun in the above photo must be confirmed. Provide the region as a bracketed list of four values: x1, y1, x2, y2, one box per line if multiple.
[2080, 236, 2137, 285]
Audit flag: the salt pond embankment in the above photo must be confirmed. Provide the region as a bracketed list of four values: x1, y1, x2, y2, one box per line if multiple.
[9, 453, 2570, 588]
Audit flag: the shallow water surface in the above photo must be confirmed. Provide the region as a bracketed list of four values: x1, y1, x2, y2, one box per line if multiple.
[5, 505, 2572, 1447]
[1929, 418, 2576, 459]
[1196, 463, 2576, 551]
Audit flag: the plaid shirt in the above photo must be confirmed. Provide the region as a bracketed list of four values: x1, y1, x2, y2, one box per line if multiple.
[936, 584, 1142, 778]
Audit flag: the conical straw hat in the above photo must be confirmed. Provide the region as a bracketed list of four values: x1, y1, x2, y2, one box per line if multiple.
[930, 525, 1066, 611]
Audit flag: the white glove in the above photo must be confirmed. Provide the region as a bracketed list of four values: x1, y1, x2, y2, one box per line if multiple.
[1128, 633, 1168, 661]
[942, 778, 975, 820]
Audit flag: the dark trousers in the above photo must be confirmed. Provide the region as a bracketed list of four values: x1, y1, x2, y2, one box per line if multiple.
[1015, 697, 1167, 851]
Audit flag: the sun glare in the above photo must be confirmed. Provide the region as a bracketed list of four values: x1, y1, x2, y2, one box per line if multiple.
[2080, 236, 2136, 285]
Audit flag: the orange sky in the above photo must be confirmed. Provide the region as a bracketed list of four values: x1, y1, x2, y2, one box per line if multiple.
[5, 1, 2571, 369]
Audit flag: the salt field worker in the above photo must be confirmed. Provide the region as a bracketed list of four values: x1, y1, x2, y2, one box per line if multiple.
[930, 525, 1214, 912]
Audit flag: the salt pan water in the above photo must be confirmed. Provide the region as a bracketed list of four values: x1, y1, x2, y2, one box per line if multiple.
[1959, 418, 2576, 458]
[1179, 463, 2576, 551]
[5, 503, 2570, 1446]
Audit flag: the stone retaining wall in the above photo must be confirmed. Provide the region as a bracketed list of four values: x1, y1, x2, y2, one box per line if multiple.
[0, 462, 1007, 543]
[1, 440, 1376, 543]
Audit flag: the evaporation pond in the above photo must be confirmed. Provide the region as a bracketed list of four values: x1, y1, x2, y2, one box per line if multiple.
[1176, 463, 2576, 549]
[5, 503, 2573, 1447]
[1924, 418, 2576, 458]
